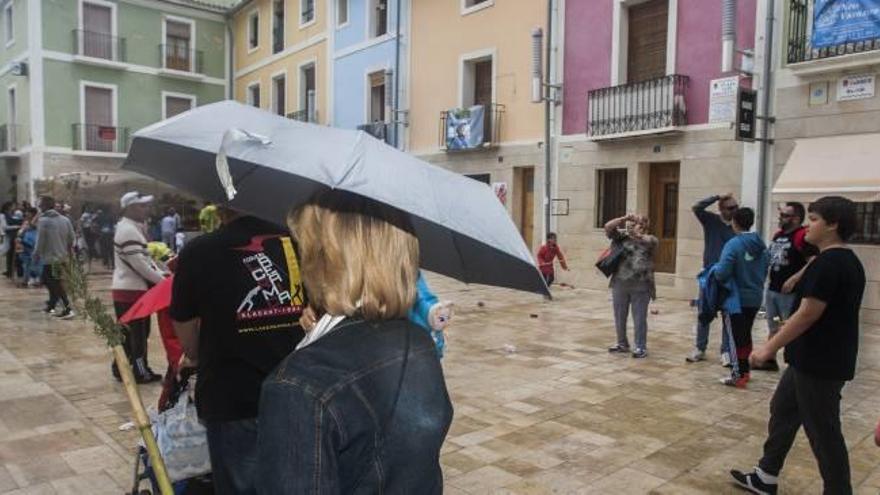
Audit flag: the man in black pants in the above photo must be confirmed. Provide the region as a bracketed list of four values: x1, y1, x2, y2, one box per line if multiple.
[731, 196, 866, 495]
[33, 196, 76, 319]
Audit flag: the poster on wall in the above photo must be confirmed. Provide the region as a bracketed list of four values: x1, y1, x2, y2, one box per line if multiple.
[708, 76, 740, 123]
[492, 182, 508, 205]
[837, 73, 875, 101]
[445, 105, 485, 150]
[812, 0, 880, 49]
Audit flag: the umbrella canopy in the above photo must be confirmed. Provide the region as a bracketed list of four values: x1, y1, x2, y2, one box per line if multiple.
[118, 276, 174, 324]
[123, 101, 548, 296]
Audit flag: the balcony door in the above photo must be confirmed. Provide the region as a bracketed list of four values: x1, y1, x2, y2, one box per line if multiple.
[627, 0, 667, 83]
[84, 85, 114, 152]
[368, 71, 386, 123]
[648, 162, 679, 273]
[165, 19, 193, 71]
[300, 64, 316, 122]
[514, 167, 535, 250]
[82, 1, 113, 60]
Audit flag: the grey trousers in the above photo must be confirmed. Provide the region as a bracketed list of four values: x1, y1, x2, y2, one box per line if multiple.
[765, 289, 797, 336]
[759, 367, 851, 494]
[611, 281, 651, 350]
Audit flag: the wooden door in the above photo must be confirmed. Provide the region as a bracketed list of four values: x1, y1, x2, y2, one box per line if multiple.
[474, 60, 493, 143]
[627, 0, 668, 83]
[516, 167, 535, 250]
[83, 2, 113, 59]
[649, 162, 679, 273]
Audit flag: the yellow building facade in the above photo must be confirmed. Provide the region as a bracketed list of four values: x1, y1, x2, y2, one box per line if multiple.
[232, 0, 329, 124]
[408, 0, 549, 252]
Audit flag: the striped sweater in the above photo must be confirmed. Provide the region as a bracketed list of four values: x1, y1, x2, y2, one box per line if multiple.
[112, 217, 166, 291]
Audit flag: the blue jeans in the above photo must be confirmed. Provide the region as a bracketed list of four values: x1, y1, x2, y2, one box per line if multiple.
[205, 418, 259, 495]
[765, 290, 796, 337]
[695, 311, 731, 355]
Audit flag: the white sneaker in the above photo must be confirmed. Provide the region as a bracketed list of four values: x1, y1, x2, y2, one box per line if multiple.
[685, 349, 706, 363]
[721, 353, 732, 368]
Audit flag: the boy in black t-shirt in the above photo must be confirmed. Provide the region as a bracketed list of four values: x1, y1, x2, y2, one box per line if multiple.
[730, 196, 865, 495]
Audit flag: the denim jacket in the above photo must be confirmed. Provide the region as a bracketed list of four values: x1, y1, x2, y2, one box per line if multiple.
[257, 318, 453, 494]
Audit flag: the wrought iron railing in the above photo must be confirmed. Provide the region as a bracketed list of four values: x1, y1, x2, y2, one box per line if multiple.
[787, 0, 880, 64]
[438, 103, 505, 151]
[587, 74, 688, 138]
[358, 122, 393, 145]
[301, 7, 314, 24]
[72, 29, 127, 62]
[72, 124, 129, 153]
[159, 43, 204, 73]
[0, 124, 24, 152]
[287, 109, 318, 123]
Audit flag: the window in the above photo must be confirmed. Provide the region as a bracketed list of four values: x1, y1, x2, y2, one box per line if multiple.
[461, 55, 494, 143]
[464, 0, 492, 8]
[852, 202, 880, 245]
[4, 2, 12, 46]
[301, 0, 315, 25]
[300, 63, 316, 121]
[83, 84, 115, 152]
[626, 0, 668, 83]
[337, 0, 348, 26]
[595, 169, 627, 227]
[80, 1, 115, 59]
[7, 86, 15, 150]
[164, 94, 195, 119]
[272, 0, 284, 53]
[466, 174, 491, 185]
[272, 74, 286, 116]
[248, 10, 259, 51]
[165, 18, 193, 71]
[368, 0, 387, 38]
[247, 83, 260, 108]
[368, 70, 386, 123]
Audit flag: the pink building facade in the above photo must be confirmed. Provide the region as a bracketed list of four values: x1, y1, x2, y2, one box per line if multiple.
[553, 0, 758, 299]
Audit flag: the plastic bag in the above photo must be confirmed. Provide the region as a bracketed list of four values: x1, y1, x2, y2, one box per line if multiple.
[151, 384, 211, 482]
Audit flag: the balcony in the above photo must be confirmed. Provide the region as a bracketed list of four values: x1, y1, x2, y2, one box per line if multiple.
[786, 0, 880, 75]
[587, 74, 688, 140]
[72, 124, 129, 154]
[287, 109, 318, 123]
[71, 30, 127, 70]
[438, 103, 504, 152]
[358, 122, 393, 145]
[158, 44, 204, 80]
[0, 124, 26, 153]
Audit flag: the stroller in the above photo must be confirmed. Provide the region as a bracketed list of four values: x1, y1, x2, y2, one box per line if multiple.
[129, 367, 213, 495]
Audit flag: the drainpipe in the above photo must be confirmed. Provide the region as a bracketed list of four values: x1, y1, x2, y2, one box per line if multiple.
[756, 0, 775, 234]
[721, 0, 736, 73]
[392, 0, 402, 148]
[226, 20, 234, 100]
[543, 0, 553, 239]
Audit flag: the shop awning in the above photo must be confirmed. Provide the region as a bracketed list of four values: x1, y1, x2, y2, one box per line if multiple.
[773, 133, 880, 203]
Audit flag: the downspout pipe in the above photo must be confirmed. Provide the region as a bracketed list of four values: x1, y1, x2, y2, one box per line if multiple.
[757, 0, 775, 234]
[392, 0, 402, 148]
[226, 20, 234, 100]
[721, 0, 737, 72]
[543, 0, 553, 240]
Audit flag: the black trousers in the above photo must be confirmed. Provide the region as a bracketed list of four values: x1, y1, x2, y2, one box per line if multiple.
[759, 367, 851, 494]
[727, 307, 758, 375]
[113, 300, 152, 376]
[42, 264, 70, 309]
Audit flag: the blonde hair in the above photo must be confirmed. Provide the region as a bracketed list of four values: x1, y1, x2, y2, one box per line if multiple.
[288, 190, 419, 321]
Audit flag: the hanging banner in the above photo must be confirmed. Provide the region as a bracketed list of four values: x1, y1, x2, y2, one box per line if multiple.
[445, 105, 485, 150]
[812, 0, 880, 49]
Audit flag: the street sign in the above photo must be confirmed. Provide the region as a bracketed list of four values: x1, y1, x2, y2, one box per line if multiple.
[708, 76, 740, 123]
[837, 73, 875, 102]
[735, 88, 757, 142]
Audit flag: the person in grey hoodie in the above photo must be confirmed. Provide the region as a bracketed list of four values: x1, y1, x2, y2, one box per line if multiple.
[33, 196, 76, 319]
[713, 207, 769, 388]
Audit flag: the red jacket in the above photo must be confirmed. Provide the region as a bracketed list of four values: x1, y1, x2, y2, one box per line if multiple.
[537, 244, 567, 275]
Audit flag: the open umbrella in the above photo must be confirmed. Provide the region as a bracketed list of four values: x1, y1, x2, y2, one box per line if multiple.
[123, 101, 548, 296]
[118, 275, 174, 324]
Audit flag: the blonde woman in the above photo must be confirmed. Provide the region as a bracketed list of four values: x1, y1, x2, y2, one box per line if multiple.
[257, 190, 453, 493]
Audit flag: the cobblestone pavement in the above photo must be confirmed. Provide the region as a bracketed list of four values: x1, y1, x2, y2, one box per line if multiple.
[1, 270, 879, 494]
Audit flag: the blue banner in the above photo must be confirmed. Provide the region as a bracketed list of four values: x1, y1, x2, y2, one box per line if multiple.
[812, 0, 880, 49]
[445, 105, 485, 150]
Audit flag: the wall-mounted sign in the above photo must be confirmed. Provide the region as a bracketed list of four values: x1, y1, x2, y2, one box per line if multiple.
[492, 182, 508, 205]
[809, 81, 830, 105]
[812, 0, 880, 49]
[551, 198, 569, 216]
[735, 88, 758, 142]
[837, 73, 875, 101]
[709, 76, 740, 123]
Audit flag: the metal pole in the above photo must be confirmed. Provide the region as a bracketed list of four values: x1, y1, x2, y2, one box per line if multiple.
[393, 0, 402, 148]
[543, 0, 553, 239]
[757, 0, 775, 234]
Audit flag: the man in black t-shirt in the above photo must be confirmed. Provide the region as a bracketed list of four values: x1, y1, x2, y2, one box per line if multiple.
[171, 209, 305, 495]
[730, 196, 865, 495]
[757, 202, 817, 371]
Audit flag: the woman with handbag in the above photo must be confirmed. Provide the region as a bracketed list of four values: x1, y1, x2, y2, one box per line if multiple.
[604, 214, 658, 358]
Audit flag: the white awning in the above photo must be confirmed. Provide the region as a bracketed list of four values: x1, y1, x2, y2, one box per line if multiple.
[773, 133, 880, 203]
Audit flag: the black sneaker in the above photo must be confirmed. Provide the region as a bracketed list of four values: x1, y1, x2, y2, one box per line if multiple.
[752, 360, 780, 372]
[54, 308, 76, 320]
[730, 469, 778, 495]
[135, 371, 162, 384]
[111, 362, 122, 382]
[631, 348, 648, 359]
[607, 344, 631, 353]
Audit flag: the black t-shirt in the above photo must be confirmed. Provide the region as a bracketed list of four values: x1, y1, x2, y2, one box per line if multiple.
[767, 226, 817, 292]
[784, 248, 865, 381]
[170, 216, 305, 421]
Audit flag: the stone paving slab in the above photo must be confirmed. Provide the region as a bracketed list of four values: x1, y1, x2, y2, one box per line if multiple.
[0, 270, 878, 494]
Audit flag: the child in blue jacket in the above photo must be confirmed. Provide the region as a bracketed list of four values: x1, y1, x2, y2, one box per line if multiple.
[713, 207, 769, 388]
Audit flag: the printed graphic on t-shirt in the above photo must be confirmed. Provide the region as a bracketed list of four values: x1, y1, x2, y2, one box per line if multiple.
[233, 235, 305, 330]
[769, 237, 792, 272]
